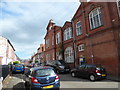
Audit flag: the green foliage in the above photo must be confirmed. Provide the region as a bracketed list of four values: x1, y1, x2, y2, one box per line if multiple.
[13, 61, 20, 65]
[58, 43, 64, 54]
[35, 60, 38, 63]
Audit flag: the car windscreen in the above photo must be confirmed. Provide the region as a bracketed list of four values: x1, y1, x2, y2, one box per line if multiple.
[35, 69, 56, 77]
[58, 60, 66, 65]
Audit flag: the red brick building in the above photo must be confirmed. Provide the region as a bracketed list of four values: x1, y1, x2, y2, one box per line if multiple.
[62, 21, 75, 68]
[44, 19, 63, 62]
[31, 44, 45, 63]
[72, 2, 120, 79]
[44, 2, 120, 80]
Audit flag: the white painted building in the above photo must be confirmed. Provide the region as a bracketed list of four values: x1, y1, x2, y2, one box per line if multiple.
[0, 36, 17, 65]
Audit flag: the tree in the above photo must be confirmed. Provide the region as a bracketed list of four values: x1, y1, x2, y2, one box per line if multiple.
[35, 60, 38, 63]
[13, 61, 20, 65]
[58, 43, 64, 59]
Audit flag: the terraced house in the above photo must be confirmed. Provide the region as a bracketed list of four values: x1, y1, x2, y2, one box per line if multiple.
[44, 1, 120, 80]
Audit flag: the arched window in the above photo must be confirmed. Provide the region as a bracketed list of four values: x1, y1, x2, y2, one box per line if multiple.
[64, 47, 74, 63]
[117, 0, 120, 16]
[89, 7, 102, 30]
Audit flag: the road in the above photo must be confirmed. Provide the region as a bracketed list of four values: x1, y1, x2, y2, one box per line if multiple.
[2, 71, 119, 90]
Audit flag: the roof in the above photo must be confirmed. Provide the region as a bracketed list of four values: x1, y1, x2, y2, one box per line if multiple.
[30, 66, 53, 71]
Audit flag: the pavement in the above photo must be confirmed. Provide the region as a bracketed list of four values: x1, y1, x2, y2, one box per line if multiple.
[2, 74, 25, 90]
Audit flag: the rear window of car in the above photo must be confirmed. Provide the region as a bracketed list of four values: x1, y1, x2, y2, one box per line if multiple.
[15, 64, 24, 67]
[58, 60, 66, 65]
[35, 69, 56, 77]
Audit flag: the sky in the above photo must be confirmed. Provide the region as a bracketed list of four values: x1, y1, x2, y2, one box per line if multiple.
[0, 0, 80, 59]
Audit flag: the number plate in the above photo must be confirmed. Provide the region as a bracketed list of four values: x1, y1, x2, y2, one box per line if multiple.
[43, 85, 53, 89]
[16, 70, 21, 71]
[102, 74, 106, 76]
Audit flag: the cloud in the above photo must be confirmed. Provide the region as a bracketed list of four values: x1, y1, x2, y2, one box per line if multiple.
[0, 1, 80, 59]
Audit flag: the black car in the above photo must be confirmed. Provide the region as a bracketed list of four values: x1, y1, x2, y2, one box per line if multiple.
[71, 64, 106, 81]
[46, 60, 70, 74]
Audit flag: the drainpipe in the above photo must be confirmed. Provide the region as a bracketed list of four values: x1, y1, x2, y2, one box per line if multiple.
[71, 20, 77, 67]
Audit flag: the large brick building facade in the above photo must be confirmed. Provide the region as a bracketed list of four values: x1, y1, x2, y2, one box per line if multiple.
[44, 2, 120, 80]
[44, 20, 63, 62]
[72, 2, 120, 79]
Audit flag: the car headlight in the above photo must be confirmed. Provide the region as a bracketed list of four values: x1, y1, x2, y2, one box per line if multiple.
[59, 66, 64, 69]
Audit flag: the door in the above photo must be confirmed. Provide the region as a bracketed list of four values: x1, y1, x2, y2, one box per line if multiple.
[77, 65, 86, 77]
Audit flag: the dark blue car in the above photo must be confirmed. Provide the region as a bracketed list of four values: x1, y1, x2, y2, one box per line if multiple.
[12, 64, 25, 74]
[25, 66, 60, 90]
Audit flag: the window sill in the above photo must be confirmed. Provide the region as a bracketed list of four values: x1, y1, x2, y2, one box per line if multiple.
[90, 25, 103, 31]
[64, 38, 73, 41]
[76, 34, 82, 36]
[78, 50, 84, 52]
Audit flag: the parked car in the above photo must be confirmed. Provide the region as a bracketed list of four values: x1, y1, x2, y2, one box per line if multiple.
[46, 60, 70, 73]
[27, 63, 35, 68]
[25, 66, 60, 90]
[12, 64, 25, 74]
[71, 64, 106, 81]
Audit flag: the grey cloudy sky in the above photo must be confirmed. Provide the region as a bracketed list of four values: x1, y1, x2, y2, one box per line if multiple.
[0, 0, 80, 59]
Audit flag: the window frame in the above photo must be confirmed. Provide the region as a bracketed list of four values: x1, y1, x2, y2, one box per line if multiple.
[117, 0, 120, 17]
[56, 32, 60, 44]
[52, 36, 54, 45]
[89, 7, 103, 30]
[76, 21, 82, 36]
[64, 27, 72, 41]
[78, 44, 85, 52]
[64, 47, 74, 63]
[45, 39, 49, 48]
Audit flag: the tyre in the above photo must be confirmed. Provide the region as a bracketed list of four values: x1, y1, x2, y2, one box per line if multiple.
[89, 74, 96, 81]
[22, 71, 24, 74]
[24, 82, 28, 87]
[71, 72, 76, 77]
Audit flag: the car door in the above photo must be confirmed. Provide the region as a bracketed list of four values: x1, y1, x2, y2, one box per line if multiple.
[78, 65, 86, 77]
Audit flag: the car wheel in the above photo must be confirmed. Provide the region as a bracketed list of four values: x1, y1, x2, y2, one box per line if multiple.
[89, 74, 96, 81]
[22, 72, 24, 74]
[71, 72, 76, 77]
[24, 82, 28, 87]
[29, 85, 33, 90]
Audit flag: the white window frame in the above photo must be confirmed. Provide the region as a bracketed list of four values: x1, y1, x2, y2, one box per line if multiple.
[76, 21, 82, 36]
[52, 52, 54, 60]
[52, 36, 54, 45]
[49, 26, 52, 30]
[46, 54, 50, 61]
[46, 39, 49, 48]
[117, 0, 120, 17]
[64, 47, 74, 63]
[78, 44, 85, 52]
[56, 32, 60, 44]
[56, 52, 59, 60]
[89, 7, 102, 30]
[64, 27, 72, 41]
